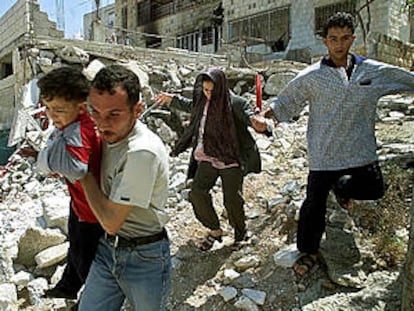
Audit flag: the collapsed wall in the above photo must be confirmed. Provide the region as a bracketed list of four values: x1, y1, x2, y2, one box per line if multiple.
[0, 0, 64, 131]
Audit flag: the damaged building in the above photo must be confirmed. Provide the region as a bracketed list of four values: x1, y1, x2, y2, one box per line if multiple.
[83, 3, 116, 42]
[0, 0, 228, 164]
[1, 0, 414, 164]
[0, 0, 64, 163]
[0, 0, 64, 132]
[111, 0, 414, 64]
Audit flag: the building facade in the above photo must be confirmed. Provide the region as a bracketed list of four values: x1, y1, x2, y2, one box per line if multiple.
[113, 0, 223, 52]
[83, 3, 116, 42]
[112, 0, 414, 65]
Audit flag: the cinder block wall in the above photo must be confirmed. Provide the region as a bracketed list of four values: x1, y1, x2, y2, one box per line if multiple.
[0, 0, 64, 130]
[0, 0, 27, 57]
[0, 76, 15, 130]
[32, 10, 64, 38]
[0, 0, 63, 56]
[369, 32, 414, 68]
[387, 0, 410, 42]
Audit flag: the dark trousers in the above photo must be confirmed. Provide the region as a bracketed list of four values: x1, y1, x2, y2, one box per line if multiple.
[57, 207, 104, 293]
[189, 161, 246, 241]
[297, 162, 384, 254]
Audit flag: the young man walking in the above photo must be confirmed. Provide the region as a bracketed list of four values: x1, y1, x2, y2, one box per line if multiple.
[79, 65, 171, 310]
[261, 12, 414, 276]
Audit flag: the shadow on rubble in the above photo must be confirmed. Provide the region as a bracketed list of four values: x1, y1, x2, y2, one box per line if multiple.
[333, 273, 403, 311]
[168, 240, 233, 310]
[296, 269, 402, 310]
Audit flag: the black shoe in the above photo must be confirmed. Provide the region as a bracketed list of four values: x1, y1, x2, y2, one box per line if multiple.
[44, 286, 78, 299]
[235, 230, 249, 242]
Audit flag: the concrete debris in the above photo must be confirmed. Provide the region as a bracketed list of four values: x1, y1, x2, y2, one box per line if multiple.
[34, 242, 69, 269]
[15, 227, 66, 268]
[241, 288, 267, 305]
[82, 59, 105, 81]
[234, 255, 261, 272]
[0, 46, 413, 310]
[57, 46, 89, 64]
[219, 286, 238, 302]
[273, 243, 303, 268]
[0, 283, 18, 311]
[10, 271, 33, 290]
[234, 295, 260, 310]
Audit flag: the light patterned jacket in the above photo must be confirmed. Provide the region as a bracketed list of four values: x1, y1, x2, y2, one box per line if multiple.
[270, 54, 414, 171]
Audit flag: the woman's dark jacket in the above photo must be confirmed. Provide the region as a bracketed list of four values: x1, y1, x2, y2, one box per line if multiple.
[170, 93, 262, 179]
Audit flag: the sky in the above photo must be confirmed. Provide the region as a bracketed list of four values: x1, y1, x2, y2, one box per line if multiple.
[0, 0, 114, 39]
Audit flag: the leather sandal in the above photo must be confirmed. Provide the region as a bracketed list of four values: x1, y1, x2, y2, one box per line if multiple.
[230, 231, 249, 251]
[292, 253, 318, 276]
[198, 233, 222, 251]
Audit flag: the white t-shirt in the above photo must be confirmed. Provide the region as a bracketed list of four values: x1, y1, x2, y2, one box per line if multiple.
[100, 121, 169, 238]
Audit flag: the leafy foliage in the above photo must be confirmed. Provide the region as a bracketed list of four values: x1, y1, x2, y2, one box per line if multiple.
[370, 161, 413, 267]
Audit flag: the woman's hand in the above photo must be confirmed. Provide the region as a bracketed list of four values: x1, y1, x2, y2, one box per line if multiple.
[152, 92, 174, 106]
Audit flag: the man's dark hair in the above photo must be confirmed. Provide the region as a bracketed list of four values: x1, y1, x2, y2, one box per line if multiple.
[322, 12, 355, 37]
[91, 65, 141, 107]
[37, 66, 90, 103]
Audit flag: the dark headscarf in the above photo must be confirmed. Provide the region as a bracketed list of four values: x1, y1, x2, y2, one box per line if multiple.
[194, 68, 240, 164]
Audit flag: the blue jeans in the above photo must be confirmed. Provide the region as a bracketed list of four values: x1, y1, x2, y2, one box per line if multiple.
[78, 237, 171, 311]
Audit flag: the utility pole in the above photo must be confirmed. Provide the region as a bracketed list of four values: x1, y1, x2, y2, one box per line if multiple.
[91, 0, 105, 42]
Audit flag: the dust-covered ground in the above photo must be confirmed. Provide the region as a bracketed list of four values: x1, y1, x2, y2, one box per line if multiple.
[1, 96, 413, 311]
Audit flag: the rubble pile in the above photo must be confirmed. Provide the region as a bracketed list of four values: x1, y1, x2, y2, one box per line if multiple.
[0, 47, 414, 310]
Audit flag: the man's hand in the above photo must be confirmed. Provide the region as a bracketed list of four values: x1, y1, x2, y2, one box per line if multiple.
[256, 107, 279, 136]
[250, 115, 268, 133]
[152, 92, 174, 106]
[80, 173, 133, 234]
[260, 107, 275, 119]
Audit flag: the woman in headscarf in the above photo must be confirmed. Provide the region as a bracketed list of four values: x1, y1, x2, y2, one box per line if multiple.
[154, 68, 269, 250]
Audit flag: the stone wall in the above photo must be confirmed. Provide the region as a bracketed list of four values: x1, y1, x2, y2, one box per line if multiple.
[223, 0, 291, 19]
[286, 0, 410, 60]
[0, 0, 64, 131]
[217, 0, 413, 64]
[0, 75, 15, 130]
[368, 32, 414, 69]
[0, 0, 63, 59]
[83, 4, 116, 42]
[387, 0, 411, 42]
[0, 0, 28, 60]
